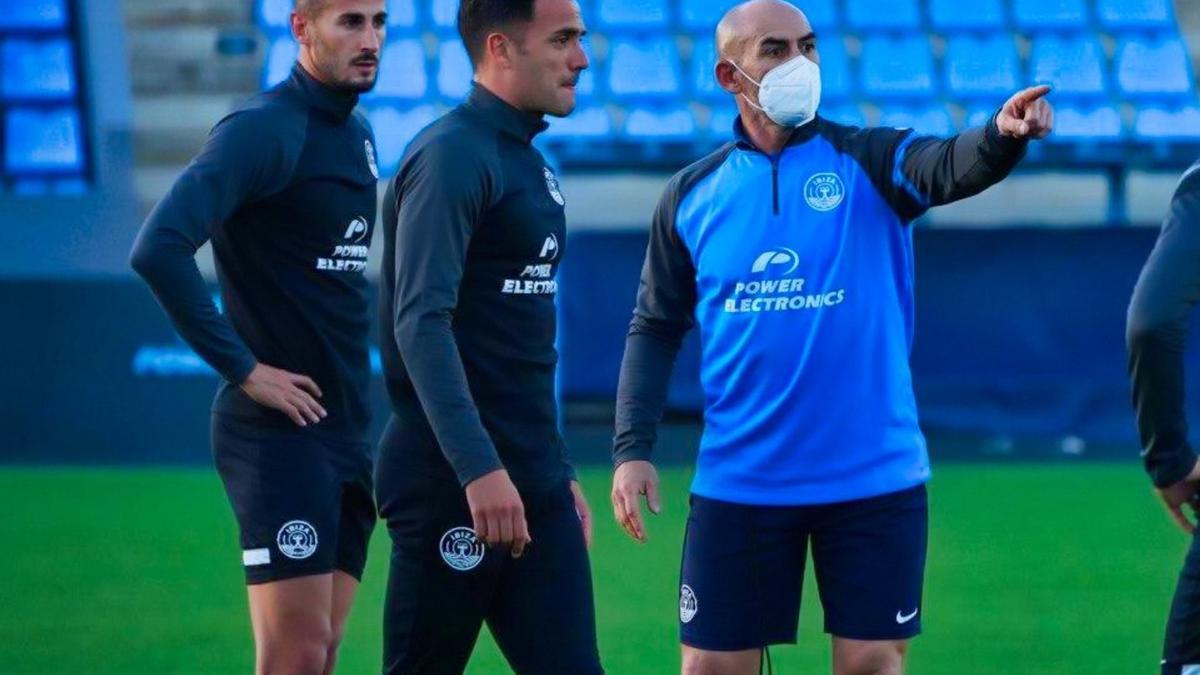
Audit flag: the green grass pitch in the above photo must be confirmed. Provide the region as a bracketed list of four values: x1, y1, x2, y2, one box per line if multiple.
[0, 464, 1189, 674]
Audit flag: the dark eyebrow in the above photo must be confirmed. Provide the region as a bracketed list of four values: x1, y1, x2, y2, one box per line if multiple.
[550, 27, 586, 40]
[760, 32, 817, 49]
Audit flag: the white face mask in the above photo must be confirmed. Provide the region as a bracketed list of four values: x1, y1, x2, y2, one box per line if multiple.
[728, 54, 821, 128]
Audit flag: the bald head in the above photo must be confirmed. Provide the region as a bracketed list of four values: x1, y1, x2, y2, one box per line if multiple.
[295, 0, 333, 18]
[716, 0, 811, 62]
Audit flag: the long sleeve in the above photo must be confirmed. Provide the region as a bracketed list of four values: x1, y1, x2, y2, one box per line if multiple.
[862, 113, 1028, 221]
[391, 138, 504, 487]
[612, 177, 698, 467]
[128, 108, 295, 384]
[1127, 166, 1200, 488]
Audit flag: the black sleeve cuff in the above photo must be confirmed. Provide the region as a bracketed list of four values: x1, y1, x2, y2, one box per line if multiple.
[1147, 449, 1198, 489]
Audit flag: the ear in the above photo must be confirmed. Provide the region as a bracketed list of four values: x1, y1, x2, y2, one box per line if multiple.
[291, 10, 311, 46]
[715, 60, 741, 95]
[485, 32, 515, 69]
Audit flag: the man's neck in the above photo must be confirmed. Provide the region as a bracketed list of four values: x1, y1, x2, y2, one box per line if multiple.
[474, 73, 529, 114]
[740, 109, 792, 155]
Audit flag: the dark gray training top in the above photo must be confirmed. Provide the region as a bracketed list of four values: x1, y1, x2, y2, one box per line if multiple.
[130, 64, 380, 440]
[1128, 161, 1200, 487]
[379, 85, 574, 491]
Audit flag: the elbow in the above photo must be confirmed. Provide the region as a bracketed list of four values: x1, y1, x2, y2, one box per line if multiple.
[128, 238, 156, 280]
[1126, 314, 1173, 353]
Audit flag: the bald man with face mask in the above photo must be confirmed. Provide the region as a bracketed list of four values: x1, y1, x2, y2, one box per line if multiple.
[609, 1, 1053, 674]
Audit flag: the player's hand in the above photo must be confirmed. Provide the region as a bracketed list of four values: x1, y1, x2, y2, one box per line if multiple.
[240, 363, 326, 427]
[465, 469, 531, 557]
[1157, 458, 1200, 535]
[611, 460, 661, 543]
[570, 479, 593, 548]
[996, 85, 1054, 140]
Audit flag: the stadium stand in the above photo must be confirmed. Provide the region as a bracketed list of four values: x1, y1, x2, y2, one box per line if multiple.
[0, 0, 89, 190]
[251, 0, 1199, 174]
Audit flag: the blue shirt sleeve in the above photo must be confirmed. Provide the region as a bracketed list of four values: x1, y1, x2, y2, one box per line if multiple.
[129, 108, 299, 384]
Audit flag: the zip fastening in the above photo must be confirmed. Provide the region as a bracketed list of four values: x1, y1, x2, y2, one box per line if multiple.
[770, 154, 781, 215]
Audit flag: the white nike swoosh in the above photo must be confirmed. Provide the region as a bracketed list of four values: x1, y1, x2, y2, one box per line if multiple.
[896, 608, 919, 624]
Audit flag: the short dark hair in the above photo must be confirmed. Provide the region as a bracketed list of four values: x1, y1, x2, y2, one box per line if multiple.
[457, 0, 538, 68]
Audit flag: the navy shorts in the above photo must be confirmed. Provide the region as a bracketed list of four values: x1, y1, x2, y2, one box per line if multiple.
[376, 418, 601, 674]
[679, 483, 928, 650]
[211, 414, 376, 585]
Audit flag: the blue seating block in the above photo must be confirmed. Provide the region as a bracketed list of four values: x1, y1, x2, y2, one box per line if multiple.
[258, 0, 290, 32]
[1134, 105, 1200, 140]
[370, 38, 426, 100]
[5, 106, 83, 173]
[944, 35, 1018, 98]
[1029, 35, 1106, 97]
[430, 0, 457, 30]
[544, 106, 613, 138]
[845, 0, 921, 30]
[0, 0, 67, 30]
[707, 105, 738, 137]
[819, 35, 852, 100]
[690, 35, 719, 98]
[2, 38, 76, 100]
[860, 35, 935, 98]
[623, 105, 695, 139]
[596, 0, 669, 29]
[821, 103, 867, 128]
[436, 40, 472, 100]
[1051, 104, 1124, 139]
[367, 104, 438, 175]
[1115, 36, 1192, 98]
[388, 0, 419, 29]
[1012, 0, 1088, 30]
[879, 106, 955, 136]
[929, 0, 1006, 30]
[608, 37, 681, 98]
[263, 37, 298, 89]
[681, 0, 835, 30]
[1096, 0, 1173, 29]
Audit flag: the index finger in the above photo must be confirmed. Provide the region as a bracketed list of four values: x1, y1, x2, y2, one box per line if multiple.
[1169, 504, 1196, 535]
[511, 514, 530, 558]
[1011, 85, 1052, 106]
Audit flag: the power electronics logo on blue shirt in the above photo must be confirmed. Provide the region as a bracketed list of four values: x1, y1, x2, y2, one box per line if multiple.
[723, 247, 846, 314]
[804, 172, 845, 211]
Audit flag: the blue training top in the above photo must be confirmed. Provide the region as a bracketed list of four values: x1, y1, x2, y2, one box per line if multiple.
[613, 114, 1028, 505]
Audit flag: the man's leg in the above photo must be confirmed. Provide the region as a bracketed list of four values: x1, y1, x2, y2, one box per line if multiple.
[323, 571, 359, 675]
[248, 574, 336, 675]
[811, 485, 927, 675]
[1162, 532, 1200, 675]
[676, 495, 806, 675]
[831, 639, 908, 675]
[486, 482, 602, 674]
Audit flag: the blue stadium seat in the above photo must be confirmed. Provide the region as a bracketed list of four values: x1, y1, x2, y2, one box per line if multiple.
[928, 0, 1006, 30]
[430, 0, 457, 31]
[690, 35, 719, 99]
[845, 0, 921, 31]
[1134, 105, 1200, 140]
[623, 105, 696, 139]
[575, 67, 597, 99]
[263, 37, 298, 88]
[607, 37, 681, 98]
[707, 105, 738, 137]
[436, 40, 472, 100]
[1029, 35, 1106, 97]
[879, 106, 955, 136]
[370, 38, 426, 100]
[944, 35, 1018, 99]
[1050, 104, 1124, 139]
[388, 0, 419, 29]
[4, 107, 83, 173]
[680, 0, 836, 31]
[860, 35, 935, 98]
[366, 104, 438, 175]
[821, 103, 867, 128]
[963, 106, 996, 129]
[258, 0, 290, 33]
[596, 0, 669, 30]
[798, 0, 838, 31]
[0, 0, 67, 30]
[2, 38, 76, 100]
[543, 106, 613, 139]
[1012, 0, 1089, 30]
[819, 34, 852, 101]
[1096, 0, 1173, 29]
[1115, 36, 1192, 98]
